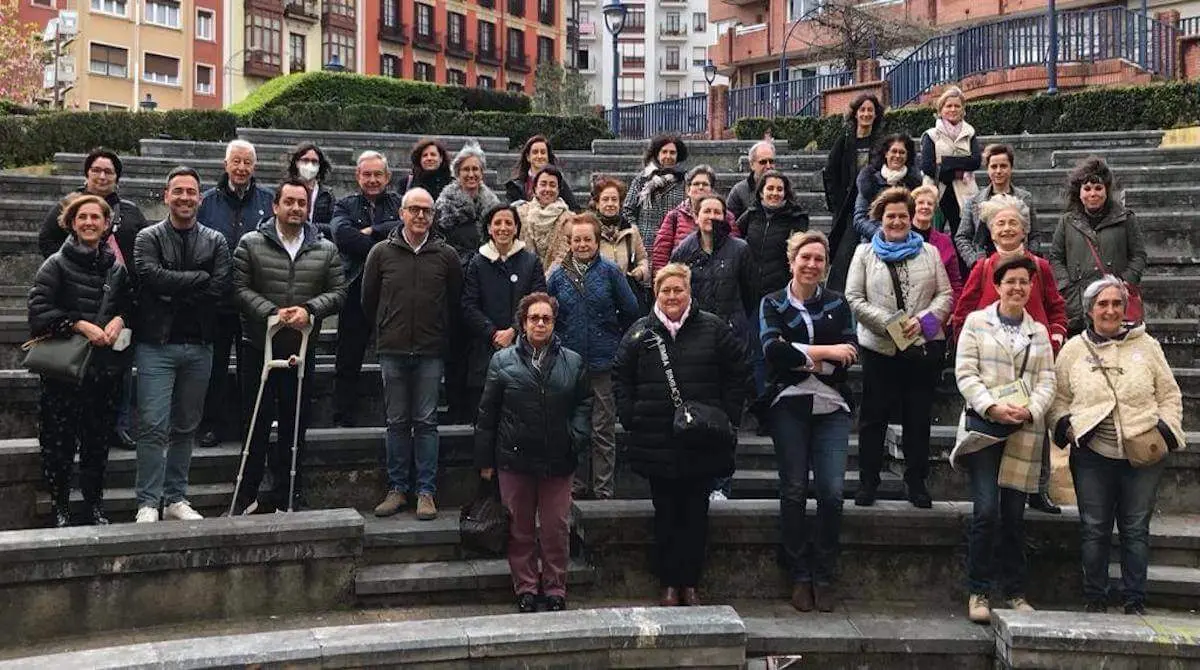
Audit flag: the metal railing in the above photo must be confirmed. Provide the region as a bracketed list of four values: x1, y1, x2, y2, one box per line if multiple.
[725, 71, 852, 124]
[886, 6, 1179, 107]
[1179, 16, 1200, 36]
[604, 94, 708, 139]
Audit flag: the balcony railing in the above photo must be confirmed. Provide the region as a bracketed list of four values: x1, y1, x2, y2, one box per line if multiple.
[446, 36, 474, 59]
[505, 52, 531, 72]
[244, 51, 282, 79]
[621, 56, 645, 69]
[603, 93, 707, 140]
[477, 46, 501, 65]
[726, 70, 852, 123]
[378, 19, 408, 45]
[658, 57, 684, 73]
[623, 20, 645, 34]
[658, 24, 687, 38]
[1180, 16, 1200, 36]
[413, 28, 442, 52]
[507, 0, 524, 17]
[284, 0, 318, 21]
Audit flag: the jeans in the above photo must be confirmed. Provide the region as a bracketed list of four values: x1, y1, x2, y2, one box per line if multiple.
[115, 365, 135, 435]
[201, 314, 241, 439]
[135, 343, 212, 507]
[40, 372, 122, 505]
[575, 371, 617, 499]
[964, 442, 1029, 598]
[649, 476, 712, 588]
[858, 344, 943, 488]
[771, 399, 851, 585]
[334, 279, 371, 423]
[499, 470, 573, 598]
[380, 354, 442, 495]
[1071, 445, 1165, 607]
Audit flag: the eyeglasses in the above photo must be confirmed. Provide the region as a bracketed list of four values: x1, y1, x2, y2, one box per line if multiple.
[527, 315, 554, 324]
[756, 158, 776, 165]
[405, 206, 433, 218]
[88, 167, 116, 176]
[689, 181, 711, 188]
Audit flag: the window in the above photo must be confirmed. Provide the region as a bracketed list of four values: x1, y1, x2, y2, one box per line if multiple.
[448, 12, 465, 45]
[624, 9, 644, 31]
[290, 33, 306, 71]
[144, 0, 180, 28]
[477, 74, 495, 89]
[447, 68, 466, 86]
[692, 46, 706, 67]
[89, 43, 128, 78]
[325, 0, 353, 18]
[665, 46, 680, 69]
[665, 80, 680, 98]
[692, 12, 706, 32]
[537, 36, 554, 64]
[618, 75, 644, 102]
[506, 27, 523, 59]
[692, 81, 707, 95]
[32, 0, 53, 7]
[788, 0, 820, 21]
[322, 29, 355, 71]
[507, 81, 523, 93]
[196, 9, 215, 39]
[664, 12, 680, 31]
[380, 54, 400, 77]
[414, 61, 434, 81]
[382, 0, 398, 27]
[247, 12, 283, 68]
[415, 3, 432, 35]
[618, 41, 644, 67]
[478, 20, 496, 55]
[537, 0, 552, 24]
[143, 53, 180, 85]
[576, 47, 590, 70]
[195, 64, 214, 94]
[90, 0, 127, 16]
[89, 101, 128, 111]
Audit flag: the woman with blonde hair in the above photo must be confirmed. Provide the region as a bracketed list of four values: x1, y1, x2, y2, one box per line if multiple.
[920, 87, 980, 239]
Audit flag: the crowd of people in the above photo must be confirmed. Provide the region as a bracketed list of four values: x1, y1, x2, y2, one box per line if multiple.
[27, 94, 1181, 621]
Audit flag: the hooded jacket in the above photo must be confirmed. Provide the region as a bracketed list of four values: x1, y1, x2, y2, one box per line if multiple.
[669, 220, 757, 342]
[650, 199, 740, 274]
[546, 254, 640, 372]
[38, 188, 149, 262]
[738, 200, 810, 300]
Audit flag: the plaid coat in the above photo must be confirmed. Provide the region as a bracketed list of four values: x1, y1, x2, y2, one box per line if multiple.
[953, 304, 1057, 493]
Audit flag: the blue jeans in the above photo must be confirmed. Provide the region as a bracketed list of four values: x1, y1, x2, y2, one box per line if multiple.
[964, 441, 1028, 598]
[1071, 445, 1165, 607]
[771, 398, 852, 585]
[135, 343, 212, 507]
[380, 354, 442, 495]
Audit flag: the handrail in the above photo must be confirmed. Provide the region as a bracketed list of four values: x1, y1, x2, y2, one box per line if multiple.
[603, 94, 708, 140]
[725, 71, 853, 124]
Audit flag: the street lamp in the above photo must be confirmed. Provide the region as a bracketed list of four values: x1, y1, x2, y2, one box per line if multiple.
[603, 0, 627, 136]
[324, 53, 345, 72]
[139, 93, 158, 111]
[703, 59, 717, 87]
[1046, 0, 1058, 94]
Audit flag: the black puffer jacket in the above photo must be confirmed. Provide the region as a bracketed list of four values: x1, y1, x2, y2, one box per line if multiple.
[614, 309, 749, 480]
[462, 240, 547, 389]
[28, 240, 135, 374]
[738, 200, 810, 300]
[669, 221, 757, 345]
[232, 218, 347, 351]
[474, 337, 592, 477]
[132, 220, 232, 344]
[38, 188, 149, 261]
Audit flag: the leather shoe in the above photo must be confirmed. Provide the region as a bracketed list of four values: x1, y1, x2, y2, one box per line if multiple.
[907, 481, 933, 509]
[813, 583, 836, 613]
[854, 482, 878, 507]
[1028, 492, 1062, 514]
[680, 588, 700, 606]
[790, 582, 814, 612]
[660, 587, 680, 606]
[199, 431, 220, 449]
[116, 429, 137, 450]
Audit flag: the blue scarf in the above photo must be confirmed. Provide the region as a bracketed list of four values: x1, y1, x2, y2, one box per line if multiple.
[871, 230, 924, 263]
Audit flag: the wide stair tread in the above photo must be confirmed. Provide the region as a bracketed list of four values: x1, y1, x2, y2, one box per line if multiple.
[355, 557, 594, 596]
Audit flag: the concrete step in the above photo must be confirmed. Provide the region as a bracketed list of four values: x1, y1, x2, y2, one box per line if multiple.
[34, 482, 233, 521]
[362, 510, 465, 564]
[730, 468, 904, 501]
[354, 557, 595, 606]
[1112, 564, 1200, 611]
[1051, 146, 1200, 169]
[235, 128, 510, 153]
[993, 609, 1200, 669]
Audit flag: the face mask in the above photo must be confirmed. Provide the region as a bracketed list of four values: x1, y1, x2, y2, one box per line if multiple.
[297, 161, 320, 181]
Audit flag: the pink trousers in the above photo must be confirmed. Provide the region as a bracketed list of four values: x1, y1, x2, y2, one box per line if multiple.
[498, 470, 573, 598]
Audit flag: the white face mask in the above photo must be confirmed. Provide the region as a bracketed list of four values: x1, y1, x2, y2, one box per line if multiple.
[297, 161, 320, 181]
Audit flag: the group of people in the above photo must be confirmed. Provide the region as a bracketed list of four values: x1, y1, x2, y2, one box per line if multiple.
[27, 102, 1181, 622]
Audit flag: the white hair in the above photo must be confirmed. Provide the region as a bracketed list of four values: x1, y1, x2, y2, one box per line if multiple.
[402, 187, 433, 208]
[748, 139, 775, 163]
[225, 139, 256, 162]
[356, 150, 389, 172]
[451, 139, 486, 175]
[1082, 275, 1129, 315]
[978, 194, 1031, 233]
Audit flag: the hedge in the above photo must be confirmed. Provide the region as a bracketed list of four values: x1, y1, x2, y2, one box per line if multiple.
[733, 81, 1200, 150]
[229, 71, 531, 120]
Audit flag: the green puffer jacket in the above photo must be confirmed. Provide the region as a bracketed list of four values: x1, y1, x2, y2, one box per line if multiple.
[233, 218, 347, 351]
[1048, 205, 1147, 331]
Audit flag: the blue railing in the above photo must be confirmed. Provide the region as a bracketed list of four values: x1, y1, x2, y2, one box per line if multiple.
[725, 71, 853, 125]
[1180, 16, 1200, 36]
[886, 6, 1179, 107]
[602, 94, 709, 140]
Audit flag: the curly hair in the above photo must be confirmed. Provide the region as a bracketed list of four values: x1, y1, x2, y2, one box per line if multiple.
[1065, 155, 1116, 213]
[845, 93, 885, 136]
[643, 134, 689, 166]
[514, 135, 557, 179]
[754, 170, 794, 204]
[287, 142, 332, 182]
[589, 177, 627, 209]
[869, 133, 916, 171]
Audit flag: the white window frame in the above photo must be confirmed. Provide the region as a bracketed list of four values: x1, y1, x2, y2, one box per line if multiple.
[144, 0, 180, 28]
[90, 0, 128, 18]
[196, 8, 215, 40]
[88, 41, 130, 78]
[195, 63, 215, 95]
[88, 100, 129, 111]
[142, 51, 181, 86]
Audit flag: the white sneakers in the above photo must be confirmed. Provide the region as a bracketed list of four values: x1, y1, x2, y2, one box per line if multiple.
[135, 506, 159, 523]
[709, 490, 728, 502]
[137, 501, 204, 522]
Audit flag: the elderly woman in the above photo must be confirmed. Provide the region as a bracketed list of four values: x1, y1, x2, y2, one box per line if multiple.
[504, 135, 580, 212]
[592, 178, 650, 292]
[847, 187, 953, 508]
[614, 263, 749, 606]
[28, 194, 135, 527]
[1049, 157, 1148, 335]
[825, 94, 886, 292]
[1049, 276, 1184, 615]
[760, 230, 857, 613]
[517, 166, 573, 275]
[650, 164, 739, 274]
[622, 134, 689, 254]
[850, 134, 924, 246]
[953, 256, 1057, 624]
[956, 144, 1038, 268]
[477, 292, 591, 613]
[401, 138, 452, 201]
[463, 204, 548, 421]
[287, 142, 335, 238]
[911, 184, 963, 302]
[435, 139, 501, 264]
[547, 214, 640, 499]
[920, 86, 981, 238]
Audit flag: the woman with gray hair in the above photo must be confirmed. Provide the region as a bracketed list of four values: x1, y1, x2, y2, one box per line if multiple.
[435, 139, 501, 264]
[650, 164, 738, 274]
[1049, 275, 1184, 614]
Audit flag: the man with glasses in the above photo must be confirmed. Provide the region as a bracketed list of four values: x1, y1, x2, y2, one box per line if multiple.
[330, 151, 405, 427]
[362, 187, 463, 520]
[726, 140, 777, 220]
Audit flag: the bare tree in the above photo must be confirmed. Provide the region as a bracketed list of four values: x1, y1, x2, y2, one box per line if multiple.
[789, 0, 936, 73]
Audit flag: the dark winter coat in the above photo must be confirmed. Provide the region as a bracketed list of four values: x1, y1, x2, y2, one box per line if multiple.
[725, 173, 756, 220]
[435, 181, 501, 264]
[852, 166, 924, 241]
[1049, 204, 1148, 331]
[310, 184, 336, 239]
[397, 166, 453, 202]
[232, 218, 347, 351]
[738, 200, 810, 300]
[669, 222, 757, 347]
[546, 255, 641, 372]
[28, 240, 135, 374]
[504, 175, 581, 212]
[474, 336, 592, 478]
[361, 227, 463, 357]
[462, 240, 547, 389]
[613, 309, 749, 480]
[331, 190, 404, 283]
[132, 220, 232, 345]
[196, 174, 274, 259]
[823, 129, 877, 216]
[38, 188, 149, 261]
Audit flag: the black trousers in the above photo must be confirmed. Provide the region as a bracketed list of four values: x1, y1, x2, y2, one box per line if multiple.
[857, 342, 944, 488]
[202, 314, 243, 438]
[334, 279, 371, 423]
[237, 343, 315, 511]
[40, 372, 122, 506]
[648, 476, 712, 588]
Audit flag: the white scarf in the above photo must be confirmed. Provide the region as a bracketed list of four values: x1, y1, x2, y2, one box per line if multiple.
[881, 165, 908, 185]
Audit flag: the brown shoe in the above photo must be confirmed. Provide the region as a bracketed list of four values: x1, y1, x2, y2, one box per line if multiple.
[415, 493, 438, 520]
[660, 587, 680, 606]
[791, 582, 814, 612]
[813, 583, 837, 613]
[680, 587, 700, 606]
[373, 490, 406, 517]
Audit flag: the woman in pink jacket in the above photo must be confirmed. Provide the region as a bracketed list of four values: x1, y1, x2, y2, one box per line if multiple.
[650, 165, 738, 274]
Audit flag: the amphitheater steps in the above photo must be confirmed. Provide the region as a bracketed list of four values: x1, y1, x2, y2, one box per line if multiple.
[354, 557, 596, 607]
[1115, 564, 1200, 611]
[35, 481, 233, 520]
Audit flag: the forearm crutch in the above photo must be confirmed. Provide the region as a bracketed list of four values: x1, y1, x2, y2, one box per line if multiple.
[285, 316, 313, 512]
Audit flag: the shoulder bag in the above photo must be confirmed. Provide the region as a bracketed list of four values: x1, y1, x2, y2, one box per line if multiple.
[21, 265, 119, 386]
[884, 260, 928, 361]
[964, 343, 1031, 439]
[1083, 338, 1167, 468]
[1078, 225, 1144, 324]
[650, 330, 736, 454]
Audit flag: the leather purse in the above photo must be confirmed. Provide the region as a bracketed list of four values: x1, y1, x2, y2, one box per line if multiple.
[650, 330, 736, 454]
[1084, 338, 1167, 468]
[21, 266, 118, 386]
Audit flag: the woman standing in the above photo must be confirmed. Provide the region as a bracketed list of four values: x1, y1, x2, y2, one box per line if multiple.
[463, 204, 548, 421]
[1049, 157, 1148, 335]
[739, 172, 810, 305]
[402, 138, 453, 202]
[476, 293, 592, 613]
[1050, 276, 1183, 614]
[650, 165, 738, 274]
[614, 263, 749, 606]
[953, 256, 1057, 624]
[911, 185, 964, 302]
[435, 139, 501, 264]
[849, 134, 924, 247]
[622, 134, 689, 254]
[825, 94, 885, 293]
[504, 135, 580, 212]
[592, 178, 650, 296]
[518, 166, 573, 275]
[761, 231, 857, 613]
[28, 194, 135, 527]
[920, 87, 981, 239]
[846, 187, 953, 508]
[286, 143, 335, 238]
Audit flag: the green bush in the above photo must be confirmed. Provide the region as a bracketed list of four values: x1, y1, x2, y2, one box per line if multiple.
[229, 71, 531, 120]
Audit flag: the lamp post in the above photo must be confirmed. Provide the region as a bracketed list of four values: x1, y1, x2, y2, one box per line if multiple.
[139, 93, 158, 111]
[1046, 0, 1058, 94]
[703, 59, 717, 87]
[777, 19, 805, 114]
[603, 0, 627, 136]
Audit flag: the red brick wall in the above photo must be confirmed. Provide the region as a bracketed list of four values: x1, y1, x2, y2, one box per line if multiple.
[1182, 37, 1200, 81]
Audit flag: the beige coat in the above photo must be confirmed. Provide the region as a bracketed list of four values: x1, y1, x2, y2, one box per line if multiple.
[598, 224, 649, 286]
[923, 122, 980, 211]
[845, 241, 954, 356]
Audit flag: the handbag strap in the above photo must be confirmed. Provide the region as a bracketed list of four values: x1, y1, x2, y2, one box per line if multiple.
[1016, 342, 1031, 379]
[93, 264, 119, 324]
[885, 261, 907, 312]
[1081, 233, 1109, 274]
[1082, 336, 1125, 432]
[650, 331, 684, 409]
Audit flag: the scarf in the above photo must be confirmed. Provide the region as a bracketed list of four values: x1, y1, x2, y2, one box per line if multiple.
[994, 245, 1026, 262]
[653, 301, 692, 340]
[519, 198, 569, 261]
[598, 212, 622, 241]
[871, 230, 924, 263]
[880, 165, 908, 185]
[1086, 326, 1129, 344]
[436, 181, 499, 237]
[1083, 202, 1111, 229]
[935, 116, 964, 140]
[638, 164, 680, 206]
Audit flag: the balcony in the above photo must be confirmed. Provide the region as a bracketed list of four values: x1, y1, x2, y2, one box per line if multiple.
[378, 19, 408, 45]
[621, 56, 645, 70]
[244, 51, 282, 78]
[290, 60, 306, 74]
[507, 0, 524, 18]
[658, 23, 687, 40]
[413, 28, 442, 52]
[659, 57, 686, 76]
[446, 36, 474, 59]
[577, 21, 597, 40]
[283, 0, 318, 21]
[505, 52, 531, 73]
[623, 21, 645, 34]
[477, 46, 501, 66]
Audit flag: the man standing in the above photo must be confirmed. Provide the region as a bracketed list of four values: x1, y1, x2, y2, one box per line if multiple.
[230, 178, 346, 514]
[726, 140, 776, 220]
[196, 139, 274, 449]
[133, 167, 232, 522]
[362, 187, 462, 520]
[330, 151, 404, 427]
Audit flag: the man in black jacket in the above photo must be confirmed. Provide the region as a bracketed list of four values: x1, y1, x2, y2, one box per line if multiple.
[230, 179, 346, 514]
[132, 166, 232, 523]
[725, 140, 776, 220]
[330, 150, 404, 426]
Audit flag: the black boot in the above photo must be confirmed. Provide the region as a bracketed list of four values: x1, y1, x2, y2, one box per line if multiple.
[1028, 492, 1062, 514]
[84, 500, 110, 525]
[906, 480, 933, 509]
[854, 481, 878, 507]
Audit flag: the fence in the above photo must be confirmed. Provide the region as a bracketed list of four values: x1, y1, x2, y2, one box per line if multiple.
[725, 71, 854, 125]
[602, 94, 709, 140]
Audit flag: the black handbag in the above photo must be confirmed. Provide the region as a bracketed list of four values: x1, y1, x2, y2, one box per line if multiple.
[965, 344, 1031, 439]
[650, 330, 736, 453]
[459, 477, 510, 556]
[21, 265, 118, 385]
